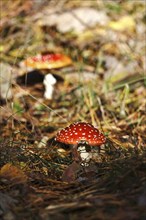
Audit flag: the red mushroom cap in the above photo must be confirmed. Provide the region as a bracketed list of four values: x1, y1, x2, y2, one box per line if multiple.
[55, 122, 106, 146]
[24, 53, 72, 69]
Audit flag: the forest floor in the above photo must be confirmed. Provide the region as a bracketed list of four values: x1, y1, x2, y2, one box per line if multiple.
[0, 1, 146, 220]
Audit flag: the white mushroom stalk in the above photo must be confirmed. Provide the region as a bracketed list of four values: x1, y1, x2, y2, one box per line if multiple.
[43, 73, 57, 100]
[77, 145, 92, 166]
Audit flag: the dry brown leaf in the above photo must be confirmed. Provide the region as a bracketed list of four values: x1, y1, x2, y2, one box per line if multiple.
[0, 163, 28, 185]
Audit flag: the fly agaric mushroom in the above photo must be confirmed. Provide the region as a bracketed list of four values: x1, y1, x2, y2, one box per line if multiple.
[23, 53, 72, 70]
[55, 122, 106, 165]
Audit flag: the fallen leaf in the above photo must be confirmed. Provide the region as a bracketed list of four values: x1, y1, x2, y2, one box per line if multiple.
[0, 192, 18, 215]
[62, 161, 81, 183]
[108, 16, 135, 32]
[0, 163, 28, 185]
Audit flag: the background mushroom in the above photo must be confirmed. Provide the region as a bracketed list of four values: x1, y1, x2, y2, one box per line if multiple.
[23, 53, 72, 70]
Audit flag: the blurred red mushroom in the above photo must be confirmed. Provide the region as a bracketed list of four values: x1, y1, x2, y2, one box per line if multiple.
[23, 53, 72, 69]
[55, 122, 106, 182]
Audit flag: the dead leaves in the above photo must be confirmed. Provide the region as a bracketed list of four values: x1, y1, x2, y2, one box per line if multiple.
[37, 7, 109, 34]
[108, 16, 136, 32]
[0, 192, 18, 217]
[0, 163, 28, 185]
